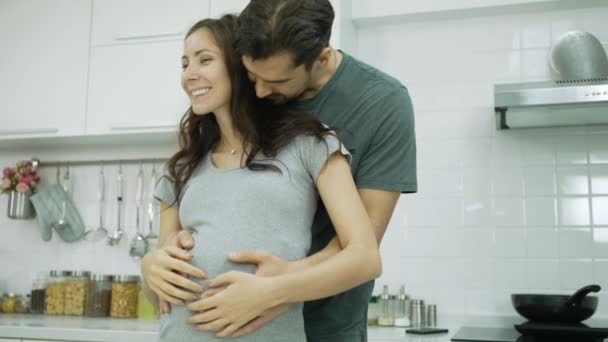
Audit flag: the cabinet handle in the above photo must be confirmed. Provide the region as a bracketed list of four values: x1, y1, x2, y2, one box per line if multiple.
[0, 128, 59, 136]
[110, 125, 176, 131]
[114, 31, 183, 41]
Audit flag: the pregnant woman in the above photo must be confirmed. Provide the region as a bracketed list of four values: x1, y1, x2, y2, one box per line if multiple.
[145, 14, 381, 342]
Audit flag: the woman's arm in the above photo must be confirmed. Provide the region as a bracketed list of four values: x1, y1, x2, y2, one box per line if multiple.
[140, 202, 206, 308]
[186, 152, 381, 335]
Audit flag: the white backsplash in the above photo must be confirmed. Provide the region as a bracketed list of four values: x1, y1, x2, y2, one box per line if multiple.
[357, 5, 608, 316]
[1, 3, 608, 320]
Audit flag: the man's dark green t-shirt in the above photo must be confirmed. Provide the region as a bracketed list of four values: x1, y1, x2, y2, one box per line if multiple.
[289, 52, 417, 342]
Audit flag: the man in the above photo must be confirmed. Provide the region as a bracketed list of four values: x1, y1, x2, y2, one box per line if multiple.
[142, 0, 416, 341]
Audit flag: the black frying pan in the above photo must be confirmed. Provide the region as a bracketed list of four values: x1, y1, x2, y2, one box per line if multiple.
[511, 284, 601, 323]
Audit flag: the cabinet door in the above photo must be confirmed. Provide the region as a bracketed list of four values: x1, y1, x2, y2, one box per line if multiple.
[330, 0, 356, 52]
[86, 40, 189, 135]
[0, 0, 90, 139]
[91, 0, 210, 46]
[209, 0, 250, 17]
[0, 339, 19, 342]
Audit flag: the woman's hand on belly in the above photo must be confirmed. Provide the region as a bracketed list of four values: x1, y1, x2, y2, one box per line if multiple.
[141, 246, 206, 306]
[186, 271, 277, 337]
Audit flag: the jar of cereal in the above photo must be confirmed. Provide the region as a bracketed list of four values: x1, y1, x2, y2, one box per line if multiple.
[46, 270, 71, 315]
[110, 275, 139, 318]
[64, 271, 90, 316]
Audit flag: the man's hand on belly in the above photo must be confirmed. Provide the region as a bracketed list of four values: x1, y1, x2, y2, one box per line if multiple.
[186, 271, 277, 337]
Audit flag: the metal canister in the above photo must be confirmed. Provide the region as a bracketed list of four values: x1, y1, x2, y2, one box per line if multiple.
[410, 299, 426, 328]
[426, 304, 437, 327]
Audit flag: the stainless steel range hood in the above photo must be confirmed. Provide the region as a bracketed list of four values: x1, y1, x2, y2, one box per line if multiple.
[494, 77, 608, 130]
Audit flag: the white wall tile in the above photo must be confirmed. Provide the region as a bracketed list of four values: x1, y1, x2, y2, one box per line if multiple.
[558, 197, 591, 226]
[521, 48, 551, 81]
[592, 261, 608, 288]
[524, 167, 556, 196]
[521, 137, 556, 166]
[591, 166, 608, 194]
[521, 23, 552, 49]
[462, 139, 493, 168]
[559, 260, 593, 290]
[589, 136, 608, 164]
[593, 228, 608, 259]
[525, 260, 560, 289]
[493, 198, 525, 227]
[559, 228, 593, 259]
[493, 229, 526, 257]
[492, 135, 523, 167]
[464, 168, 492, 196]
[493, 168, 524, 196]
[418, 168, 464, 197]
[461, 259, 494, 290]
[493, 259, 527, 289]
[525, 198, 557, 227]
[460, 228, 494, 257]
[556, 136, 589, 165]
[556, 166, 590, 195]
[526, 228, 559, 258]
[592, 197, 608, 225]
[464, 197, 492, 226]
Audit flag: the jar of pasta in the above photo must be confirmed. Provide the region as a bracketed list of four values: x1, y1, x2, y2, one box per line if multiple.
[64, 271, 90, 316]
[1, 293, 17, 313]
[46, 270, 71, 315]
[110, 275, 139, 318]
[85, 274, 113, 317]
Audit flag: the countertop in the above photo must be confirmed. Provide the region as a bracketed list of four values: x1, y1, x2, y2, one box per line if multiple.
[0, 313, 526, 342]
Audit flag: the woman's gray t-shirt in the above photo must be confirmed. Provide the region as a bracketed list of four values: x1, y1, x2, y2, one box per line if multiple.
[153, 133, 349, 342]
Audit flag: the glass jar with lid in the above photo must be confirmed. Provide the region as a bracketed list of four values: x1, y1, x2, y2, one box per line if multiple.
[110, 275, 140, 318]
[64, 271, 90, 316]
[1, 293, 17, 313]
[377, 285, 394, 326]
[46, 270, 71, 315]
[30, 273, 47, 314]
[367, 295, 379, 325]
[15, 294, 29, 314]
[85, 274, 113, 317]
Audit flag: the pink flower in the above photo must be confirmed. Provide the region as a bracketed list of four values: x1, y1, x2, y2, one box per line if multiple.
[1, 178, 11, 189]
[3, 168, 11, 176]
[15, 182, 30, 193]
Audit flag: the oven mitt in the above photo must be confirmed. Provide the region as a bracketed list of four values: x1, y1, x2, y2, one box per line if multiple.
[30, 184, 85, 242]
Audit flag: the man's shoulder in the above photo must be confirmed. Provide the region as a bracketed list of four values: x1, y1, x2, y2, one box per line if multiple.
[341, 52, 405, 94]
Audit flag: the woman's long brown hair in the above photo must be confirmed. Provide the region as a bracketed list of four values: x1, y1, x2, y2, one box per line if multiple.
[165, 14, 335, 206]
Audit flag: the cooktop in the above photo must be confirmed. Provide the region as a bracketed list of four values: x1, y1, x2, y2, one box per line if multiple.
[452, 321, 608, 342]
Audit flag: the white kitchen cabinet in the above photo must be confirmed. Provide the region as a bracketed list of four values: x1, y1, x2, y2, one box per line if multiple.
[209, 0, 250, 17]
[330, 0, 356, 53]
[86, 40, 189, 135]
[91, 0, 210, 46]
[0, 339, 19, 342]
[0, 0, 91, 140]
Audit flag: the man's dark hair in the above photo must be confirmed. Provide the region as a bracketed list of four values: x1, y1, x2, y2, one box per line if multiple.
[236, 0, 334, 70]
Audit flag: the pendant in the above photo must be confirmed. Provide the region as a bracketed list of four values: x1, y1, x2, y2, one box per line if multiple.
[230, 149, 236, 155]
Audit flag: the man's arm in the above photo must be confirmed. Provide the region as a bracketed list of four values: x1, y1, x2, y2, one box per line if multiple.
[290, 188, 400, 272]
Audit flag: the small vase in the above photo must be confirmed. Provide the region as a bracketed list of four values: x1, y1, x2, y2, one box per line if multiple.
[7, 191, 35, 219]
